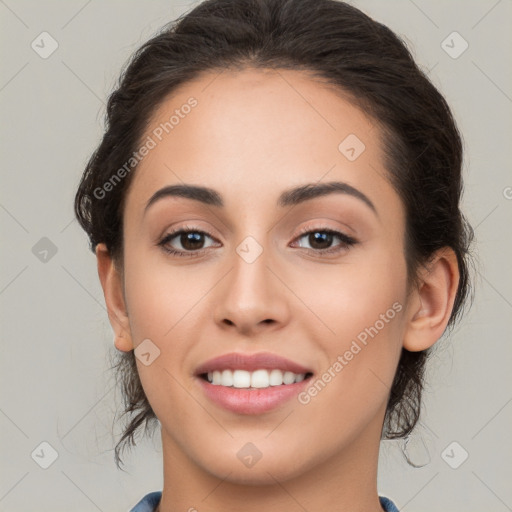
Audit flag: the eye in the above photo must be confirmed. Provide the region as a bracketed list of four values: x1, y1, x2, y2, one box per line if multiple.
[157, 226, 218, 258]
[292, 227, 357, 256]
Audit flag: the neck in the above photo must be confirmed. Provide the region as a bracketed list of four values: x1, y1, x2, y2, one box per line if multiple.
[157, 417, 385, 512]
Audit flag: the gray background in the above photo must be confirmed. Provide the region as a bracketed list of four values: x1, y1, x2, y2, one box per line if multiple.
[1, 0, 511, 511]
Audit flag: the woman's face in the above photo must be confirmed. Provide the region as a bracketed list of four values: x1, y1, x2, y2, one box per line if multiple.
[118, 68, 411, 483]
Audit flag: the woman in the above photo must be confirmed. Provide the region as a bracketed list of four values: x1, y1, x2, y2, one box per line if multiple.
[74, 0, 473, 510]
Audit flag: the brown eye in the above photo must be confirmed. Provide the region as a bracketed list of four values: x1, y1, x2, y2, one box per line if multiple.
[158, 227, 218, 257]
[305, 231, 334, 250]
[178, 232, 206, 251]
[294, 228, 357, 256]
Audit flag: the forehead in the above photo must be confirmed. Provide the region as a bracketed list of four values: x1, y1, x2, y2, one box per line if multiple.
[125, 67, 398, 218]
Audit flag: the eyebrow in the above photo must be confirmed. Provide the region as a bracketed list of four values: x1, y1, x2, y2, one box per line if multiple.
[144, 181, 378, 216]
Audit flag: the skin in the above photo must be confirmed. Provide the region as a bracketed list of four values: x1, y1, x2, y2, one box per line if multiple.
[96, 68, 459, 512]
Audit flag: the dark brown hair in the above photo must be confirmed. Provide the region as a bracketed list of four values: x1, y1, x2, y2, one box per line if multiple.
[74, 0, 474, 469]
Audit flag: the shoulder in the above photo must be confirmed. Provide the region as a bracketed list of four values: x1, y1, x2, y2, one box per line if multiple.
[380, 496, 400, 512]
[129, 491, 162, 512]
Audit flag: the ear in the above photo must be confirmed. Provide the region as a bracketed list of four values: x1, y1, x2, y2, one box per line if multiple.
[96, 243, 134, 352]
[403, 247, 460, 352]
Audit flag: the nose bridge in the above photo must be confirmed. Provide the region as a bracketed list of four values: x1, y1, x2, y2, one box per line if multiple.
[233, 233, 271, 295]
[214, 229, 288, 333]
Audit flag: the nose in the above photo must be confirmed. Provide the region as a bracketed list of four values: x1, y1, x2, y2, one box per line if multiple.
[213, 238, 290, 337]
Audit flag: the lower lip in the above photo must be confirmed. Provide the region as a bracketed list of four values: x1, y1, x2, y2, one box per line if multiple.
[197, 376, 311, 414]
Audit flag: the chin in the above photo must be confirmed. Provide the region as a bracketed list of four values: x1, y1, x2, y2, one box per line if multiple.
[194, 441, 314, 485]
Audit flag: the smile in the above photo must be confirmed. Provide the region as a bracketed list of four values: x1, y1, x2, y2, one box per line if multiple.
[195, 351, 314, 414]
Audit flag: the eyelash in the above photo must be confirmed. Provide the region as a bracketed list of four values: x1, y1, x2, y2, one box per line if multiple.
[157, 224, 358, 258]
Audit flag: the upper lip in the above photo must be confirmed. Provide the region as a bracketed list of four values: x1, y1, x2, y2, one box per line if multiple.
[195, 352, 313, 376]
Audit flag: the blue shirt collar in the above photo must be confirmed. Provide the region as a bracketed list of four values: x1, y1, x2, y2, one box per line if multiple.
[130, 491, 400, 511]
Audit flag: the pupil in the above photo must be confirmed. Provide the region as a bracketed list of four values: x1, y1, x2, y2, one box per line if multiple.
[310, 232, 332, 249]
[182, 232, 203, 250]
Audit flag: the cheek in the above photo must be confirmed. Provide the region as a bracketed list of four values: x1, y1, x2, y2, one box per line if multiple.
[122, 246, 206, 342]
[293, 244, 407, 343]
[296, 298, 405, 450]
[294, 248, 407, 410]
[121, 256, 199, 428]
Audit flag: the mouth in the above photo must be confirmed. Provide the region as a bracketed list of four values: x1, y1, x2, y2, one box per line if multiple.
[194, 352, 314, 414]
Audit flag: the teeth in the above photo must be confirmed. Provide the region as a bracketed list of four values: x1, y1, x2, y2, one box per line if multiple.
[283, 371, 296, 385]
[233, 370, 251, 388]
[221, 370, 233, 386]
[269, 369, 283, 386]
[205, 369, 308, 388]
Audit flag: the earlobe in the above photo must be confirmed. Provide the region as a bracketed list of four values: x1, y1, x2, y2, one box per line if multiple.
[95, 243, 134, 352]
[403, 247, 460, 352]
[112, 332, 133, 352]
